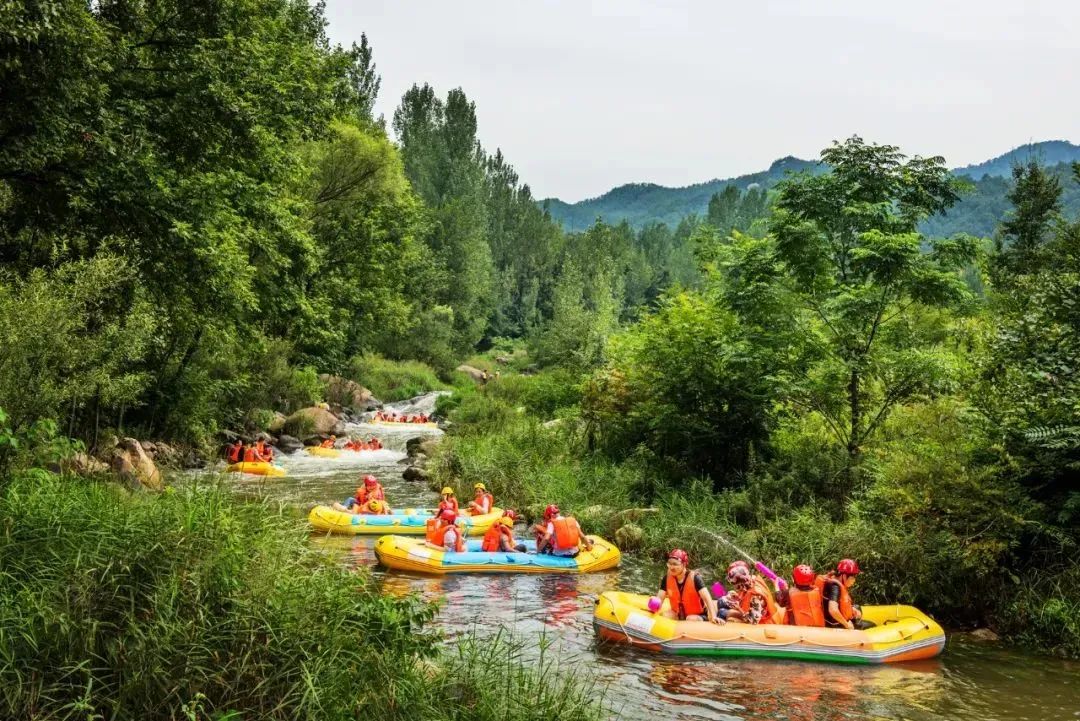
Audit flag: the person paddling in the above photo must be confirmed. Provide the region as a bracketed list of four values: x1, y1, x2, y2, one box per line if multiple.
[655, 549, 724, 624]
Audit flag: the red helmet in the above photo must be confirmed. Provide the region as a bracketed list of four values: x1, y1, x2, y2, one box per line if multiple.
[792, 564, 816, 586]
[439, 509, 457, 524]
[667, 549, 689, 566]
[726, 560, 751, 584]
[544, 504, 560, 519]
[503, 509, 517, 520]
[836, 558, 860, 576]
[363, 474, 378, 486]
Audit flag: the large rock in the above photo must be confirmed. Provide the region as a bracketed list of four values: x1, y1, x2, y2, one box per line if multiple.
[406, 436, 439, 458]
[455, 364, 486, 382]
[110, 438, 163, 491]
[283, 406, 340, 437]
[267, 412, 287, 433]
[49, 452, 109, 476]
[276, 434, 304, 454]
[319, 374, 377, 411]
[402, 465, 431, 483]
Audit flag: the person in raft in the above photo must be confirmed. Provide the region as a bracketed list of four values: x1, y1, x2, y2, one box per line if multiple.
[253, 438, 274, 463]
[334, 475, 389, 514]
[368, 436, 382, 450]
[655, 549, 725, 623]
[481, 515, 521, 552]
[241, 441, 258, 462]
[785, 564, 826, 627]
[425, 509, 464, 552]
[437, 487, 459, 515]
[226, 439, 244, 464]
[536, 504, 593, 557]
[467, 482, 494, 515]
[320, 435, 336, 449]
[822, 559, 874, 630]
[727, 560, 785, 625]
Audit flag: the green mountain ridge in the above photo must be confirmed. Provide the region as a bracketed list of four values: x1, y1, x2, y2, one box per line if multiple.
[543, 140, 1080, 234]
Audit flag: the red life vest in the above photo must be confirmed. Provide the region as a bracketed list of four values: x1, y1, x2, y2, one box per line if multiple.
[438, 498, 459, 515]
[426, 519, 464, 551]
[786, 585, 826, 627]
[243, 447, 257, 462]
[551, 516, 581, 551]
[356, 483, 385, 505]
[227, 444, 242, 463]
[738, 576, 784, 625]
[320, 439, 334, 448]
[481, 523, 513, 552]
[473, 492, 494, 514]
[665, 571, 705, 619]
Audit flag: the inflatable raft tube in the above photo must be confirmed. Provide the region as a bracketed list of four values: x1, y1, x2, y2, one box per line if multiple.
[305, 446, 341, 458]
[308, 505, 502, 536]
[370, 419, 438, 428]
[225, 461, 286, 477]
[593, 592, 945, 664]
[375, 535, 620, 574]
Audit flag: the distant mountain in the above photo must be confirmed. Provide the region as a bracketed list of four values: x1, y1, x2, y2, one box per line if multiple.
[543, 140, 1080, 235]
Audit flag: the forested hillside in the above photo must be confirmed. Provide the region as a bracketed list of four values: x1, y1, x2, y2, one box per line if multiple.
[545, 140, 1080, 235]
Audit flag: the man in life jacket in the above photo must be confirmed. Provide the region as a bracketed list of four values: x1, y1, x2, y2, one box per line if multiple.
[320, 435, 336, 449]
[786, 564, 826, 627]
[437, 487, 459, 515]
[656, 549, 725, 623]
[822, 559, 874, 630]
[727, 560, 785, 625]
[226, 439, 243, 464]
[536, 505, 593, 557]
[253, 439, 273, 463]
[468, 482, 494, 515]
[425, 509, 464, 552]
[481, 516, 520, 552]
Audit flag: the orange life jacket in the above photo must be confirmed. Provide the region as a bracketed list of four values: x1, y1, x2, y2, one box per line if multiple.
[738, 576, 784, 625]
[822, 577, 855, 624]
[227, 444, 242, 463]
[551, 516, 581, 551]
[438, 498, 459, 515]
[320, 439, 334, 448]
[473, 492, 494, 514]
[243, 447, 257, 462]
[665, 571, 705, 619]
[356, 484, 385, 506]
[254, 443, 271, 462]
[426, 518, 464, 551]
[481, 523, 513, 552]
[786, 584, 826, 627]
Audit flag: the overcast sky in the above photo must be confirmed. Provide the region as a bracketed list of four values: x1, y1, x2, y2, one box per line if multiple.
[324, 0, 1079, 202]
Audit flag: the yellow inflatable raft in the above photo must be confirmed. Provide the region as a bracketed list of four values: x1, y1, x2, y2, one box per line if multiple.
[593, 592, 945, 664]
[225, 461, 286, 477]
[308, 505, 502, 536]
[305, 446, 341, 458]
[370, 419, 438, 428]
[375, 535, 620, 574]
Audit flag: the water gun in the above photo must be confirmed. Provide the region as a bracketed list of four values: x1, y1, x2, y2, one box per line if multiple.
[755, 561, 788, 590]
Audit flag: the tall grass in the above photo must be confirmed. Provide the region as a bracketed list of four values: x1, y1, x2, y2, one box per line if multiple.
[348, 354, 449, 403]
[0, 470, 607, 720]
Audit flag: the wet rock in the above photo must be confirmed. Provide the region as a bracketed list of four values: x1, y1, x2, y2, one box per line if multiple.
[284, 406, 339, 436]
[967, 628, 1001, 642]
[455, 364, 486, 382]
[182, 449, 206, 469]
[267, 412, 287, 433]
[406, 436, 425, 457]
[151, 441, 183, 468]
[110, 438, 163, 491]
[319, 374, 374, 410]
[418, 438, 441, 457]
[276, 434, 304, 454]
[614, 523, 644, 551]
[403, 466, 430, 483]
[49, 452, 109, 476]
[331, 420, 349, 436]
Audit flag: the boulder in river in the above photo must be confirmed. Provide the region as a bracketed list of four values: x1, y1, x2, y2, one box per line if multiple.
[402, 465, 430, 483]
[267, 412, 287, 433]
[49, 452, 109, 477]
[276, 434, 304, 454]
[283, 406, 339, 436]
[319, 374, 378, 411]
[109, 438, 163, 492]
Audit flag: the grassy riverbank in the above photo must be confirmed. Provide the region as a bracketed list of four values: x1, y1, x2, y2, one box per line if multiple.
[0, 470, 606, 721]
[431, 368, 1080, 659]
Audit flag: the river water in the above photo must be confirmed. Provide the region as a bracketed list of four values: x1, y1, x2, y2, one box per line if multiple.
[209, 406, 1080, 721]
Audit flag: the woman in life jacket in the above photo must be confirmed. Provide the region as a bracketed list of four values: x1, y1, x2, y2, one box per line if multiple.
[226, 440, 243, 464]
[253, 439, 273, 463]
[727, 560, 785, 625]
[480, 516, 520, 552]
[425, 509, 464, 552]
[468, 482, 494, 515]
[437, 487, 459, 515]
[655, 549, 724, 624]
[536, 505, 594, 557]
[822, 558, 874, 630]
[333, 475, 389, 514]
[786, 564, 826, 627]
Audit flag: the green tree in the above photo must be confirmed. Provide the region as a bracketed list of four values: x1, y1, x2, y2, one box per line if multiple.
[768, 137, 979, 493]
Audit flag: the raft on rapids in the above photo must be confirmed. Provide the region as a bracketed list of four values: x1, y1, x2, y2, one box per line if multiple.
[225, 461, 286, 477]
[593, 592, 945, 664]
[308, 505, 502, 536]
[369, 419, 438, 428]
[375, 535, 620, 574]
[305, 446, 341, 458]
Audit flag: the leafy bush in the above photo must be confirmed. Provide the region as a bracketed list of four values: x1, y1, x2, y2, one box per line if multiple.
[347, 354, 447, 402]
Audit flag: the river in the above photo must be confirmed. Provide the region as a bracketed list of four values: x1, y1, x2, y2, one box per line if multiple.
[210, 405, 1080, 721]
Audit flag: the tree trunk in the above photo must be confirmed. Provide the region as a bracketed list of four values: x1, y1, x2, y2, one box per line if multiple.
[845, 367, 862, 500]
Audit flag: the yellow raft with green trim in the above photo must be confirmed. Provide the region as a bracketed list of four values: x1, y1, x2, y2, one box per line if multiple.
[308, 505, 502, 536]
[375, 535, 620, 574]
[305, 446, 341, 458]
[593, 592, 945, 664]
[225, 461, 286, 477]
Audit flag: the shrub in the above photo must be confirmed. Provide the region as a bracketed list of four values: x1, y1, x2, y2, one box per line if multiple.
[347, 354, 447, 402]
